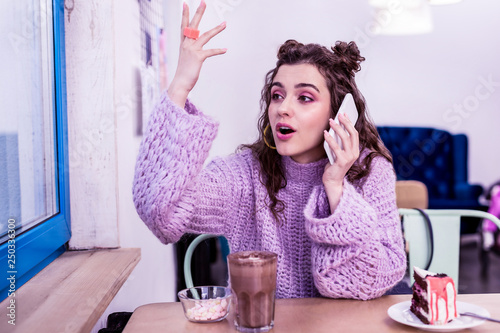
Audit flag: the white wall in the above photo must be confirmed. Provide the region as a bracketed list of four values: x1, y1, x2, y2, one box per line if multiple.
[107, 0, 176, 310]
[169, 0, 500, 189]
[105, 0, 176, 306]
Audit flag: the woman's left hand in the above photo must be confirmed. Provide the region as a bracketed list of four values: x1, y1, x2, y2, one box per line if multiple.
[322, 113, 360, 211]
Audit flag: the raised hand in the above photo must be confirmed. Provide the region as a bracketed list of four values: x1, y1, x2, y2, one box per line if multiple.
[168, 1, 227, 108]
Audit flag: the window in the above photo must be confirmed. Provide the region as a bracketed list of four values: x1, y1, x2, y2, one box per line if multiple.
[1, 0, 70, 300]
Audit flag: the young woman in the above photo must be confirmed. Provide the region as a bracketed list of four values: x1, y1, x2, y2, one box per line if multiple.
[133, 2, 406, 300]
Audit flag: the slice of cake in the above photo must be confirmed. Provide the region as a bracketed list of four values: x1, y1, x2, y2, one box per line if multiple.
[410, 266, 458, 325]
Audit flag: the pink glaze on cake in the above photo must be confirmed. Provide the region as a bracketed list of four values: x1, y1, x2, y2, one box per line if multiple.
[426, 275, 458, 324]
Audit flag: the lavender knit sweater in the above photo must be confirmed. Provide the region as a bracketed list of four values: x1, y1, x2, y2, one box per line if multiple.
[133, 93, 407, 300]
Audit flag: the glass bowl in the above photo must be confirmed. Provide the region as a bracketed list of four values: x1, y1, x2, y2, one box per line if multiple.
[178, 286, 232, 323]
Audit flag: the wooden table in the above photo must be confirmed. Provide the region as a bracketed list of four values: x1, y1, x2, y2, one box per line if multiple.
[123, 294, 500, 332]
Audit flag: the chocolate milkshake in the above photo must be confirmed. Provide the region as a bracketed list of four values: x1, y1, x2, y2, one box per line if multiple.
[227, 251, 278, 333]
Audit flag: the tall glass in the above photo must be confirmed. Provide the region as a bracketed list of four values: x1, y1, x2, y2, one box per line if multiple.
[227, 251, 278, 333]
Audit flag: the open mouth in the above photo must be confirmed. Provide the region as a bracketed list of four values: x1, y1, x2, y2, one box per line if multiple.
[278, 126, 295, 135]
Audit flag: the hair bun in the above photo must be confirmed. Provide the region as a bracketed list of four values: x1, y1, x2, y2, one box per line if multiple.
[332, 41, 365, 76]
[277, 39, 304, 59]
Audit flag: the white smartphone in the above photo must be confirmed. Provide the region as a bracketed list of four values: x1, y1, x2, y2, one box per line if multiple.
[324, 93, 359, 165]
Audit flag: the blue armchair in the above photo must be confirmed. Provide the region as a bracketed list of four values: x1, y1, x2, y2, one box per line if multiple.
[377, 126, 484, 210]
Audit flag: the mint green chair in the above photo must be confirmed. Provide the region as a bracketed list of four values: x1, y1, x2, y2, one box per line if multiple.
[183, 234, 227, 289]
[399, 208, 500, 286]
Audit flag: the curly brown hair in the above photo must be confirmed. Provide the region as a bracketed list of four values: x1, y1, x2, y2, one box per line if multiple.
[240, 39, 392, 223]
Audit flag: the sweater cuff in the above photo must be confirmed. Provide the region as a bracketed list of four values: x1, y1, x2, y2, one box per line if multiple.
[304, 179, 359, 221]
[304, 180, 375, 245]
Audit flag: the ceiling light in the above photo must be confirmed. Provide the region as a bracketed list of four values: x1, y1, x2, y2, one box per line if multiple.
[428, 0, 462, 5]
[369, 0, 434, 35]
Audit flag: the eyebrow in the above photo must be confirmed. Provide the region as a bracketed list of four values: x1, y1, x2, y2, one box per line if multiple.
[271, 82, 321, 93]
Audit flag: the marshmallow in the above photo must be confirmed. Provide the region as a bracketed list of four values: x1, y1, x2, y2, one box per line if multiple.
[186, 298, 229, 321]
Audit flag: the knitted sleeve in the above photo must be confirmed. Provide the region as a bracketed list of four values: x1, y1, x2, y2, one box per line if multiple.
[132, 93, 254, 244]
[304, 156, 407, 300]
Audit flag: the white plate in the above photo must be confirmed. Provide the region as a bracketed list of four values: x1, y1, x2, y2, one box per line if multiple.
[387, 301, 490, 332]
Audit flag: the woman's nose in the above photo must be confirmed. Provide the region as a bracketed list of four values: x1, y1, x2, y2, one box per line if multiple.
[277, 97, 293, 116]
